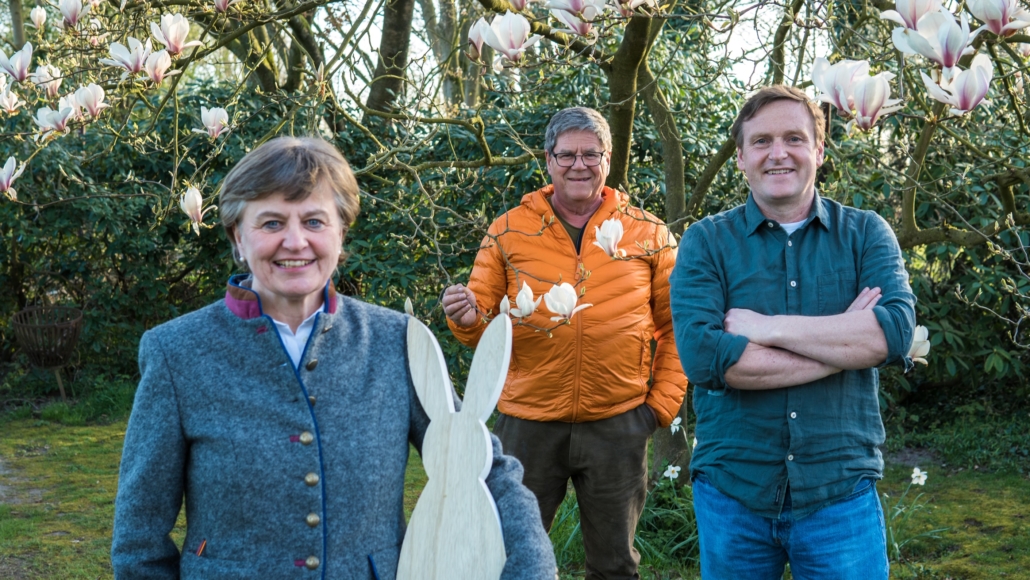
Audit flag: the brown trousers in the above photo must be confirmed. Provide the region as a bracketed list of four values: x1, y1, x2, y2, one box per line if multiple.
[494, 405, 656, 580]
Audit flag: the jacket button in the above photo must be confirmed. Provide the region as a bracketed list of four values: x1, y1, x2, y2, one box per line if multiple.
[304, 472, 319, 486]
[306, 359, 318, 371]
[306, 513, 320, 527]
[322, 325, 332, 334]
[308, 395, 317, 406]
[305, 556, 320, 570]
[299, 431, 314, 445]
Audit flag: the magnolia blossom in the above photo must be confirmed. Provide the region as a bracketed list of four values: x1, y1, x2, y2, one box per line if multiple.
[509, 0, 534, 9]
[663, 465, 681, 480]
[193, 106, 229, 138]
[179, 186, 214, 235]
[0, 156, 25, 201]
[893, 11, 980, 79]
[31, 64, 63, 99]
[911, 467, 928, 485]
[0, 86, 25, 114]
[811, 57, 869, 114]
[1020, 43, 1030, 58]
[551, 9, 593, 37]
[612, 0, 656, 17]
[593, 217, 626, 257]
[880, 0, 940, 30]
[151, 13, 204, 55]
[145, 50, 178, 83]
[908, 324, 931, 365]
[28, 6, 47, 29]
[214, 0, 242, 12]
[468, 18, 491, 61]
[850, 72, 903, 131]
[547, 0, 606, 21]
[99, 37, 153, 75]
[0, 43, 34, 83]
[86, 18, 108, 48]
[544, 282, 592, 322]
[59, 94, 82, 121]
[34, 106, 74, 139]
[59, 0, 90, 29]
[75, 83, 108, 118]
[509, 281, 542, 318]
[921, 52, 993, 115]
[404, 297, 414, 316]
[669, 416, 682, 434]
[968, 0, 1030, 36]
[483, 11, 541, 64]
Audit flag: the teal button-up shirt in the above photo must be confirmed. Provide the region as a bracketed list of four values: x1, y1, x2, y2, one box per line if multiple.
[670, 193, 915, 519]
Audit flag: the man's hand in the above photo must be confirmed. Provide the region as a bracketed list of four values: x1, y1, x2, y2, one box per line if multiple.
[442, 284, 480, 327]
[724, 287, 883, 345]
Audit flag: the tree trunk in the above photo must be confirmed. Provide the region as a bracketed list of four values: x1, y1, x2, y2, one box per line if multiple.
[9, 0, 25, 51]
[638, 62, 685, 233]
[602, 15, 652, 192]
[418, 0, 461, 109]
[364, 0, 417, 120]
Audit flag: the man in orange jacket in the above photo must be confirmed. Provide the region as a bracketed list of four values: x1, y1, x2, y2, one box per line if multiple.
[443, 107, 687, 579]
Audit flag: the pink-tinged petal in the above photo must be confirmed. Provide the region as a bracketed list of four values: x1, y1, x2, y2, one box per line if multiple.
[880, 10, 909, 27]
[921, 71, 956, 107]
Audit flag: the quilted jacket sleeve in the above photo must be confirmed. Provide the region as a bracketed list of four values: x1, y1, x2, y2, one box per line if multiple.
[446, 222, 511, 348]
[645, 224, 688, 427]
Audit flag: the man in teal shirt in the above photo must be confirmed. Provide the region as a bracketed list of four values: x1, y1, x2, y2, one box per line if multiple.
[670, 85, 916, 579]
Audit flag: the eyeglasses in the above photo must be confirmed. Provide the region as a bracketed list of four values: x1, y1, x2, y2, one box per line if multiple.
[550, 151, 606, 167]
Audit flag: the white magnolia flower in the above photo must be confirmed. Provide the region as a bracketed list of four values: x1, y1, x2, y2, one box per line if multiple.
[75, 83, 108, 118]
[509, 281, 542, 318]
[880, 0, 941, 30]
[0, 156, 26, 201]
[213, 0, 242, 12]
[509, 0, 533, 9]
[908, 324, 931, 365]
[0, 86, 26, 114]
[544, 282, 592, 322]
[551, 9, 593, 38]
[28, 6, 47, 30]
[0, 43, 33, 83]
[547, 0, 606, 21]
[593, 217, 626, 257]
[144, 50, 178, 84]
[483, 11, 541, 64]
[58, 94, 82, 121]
[663, 465, 681, 480]
[920, 52, 993, 115]
[467, 17, 491, 61]
[151, 13, 204, 55]
[404, 297, 414, 316]
[31, 64, 63, 99]
[34, 105, 74, 139]
[670, 416, 682, 434]
[192, 106, 230, 138]
[911, 467, 928, 485]
[811, 57, 869, 115]
[59, 0, 90, 29]
[179, 186, 214, 235]
[99, 37, 153, 76]
[968, 0, 1030, 37]
[612, 0, 656, 18]
[849, 72, 904, 131]
[692, 436, 698, 448]
[892, 11, 981, 80]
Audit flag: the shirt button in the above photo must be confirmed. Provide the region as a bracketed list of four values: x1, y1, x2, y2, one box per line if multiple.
[305, 556, 320, 570]
[787, 240, 793, 247]
[767, 222, 775, 228]
[790, 281, 797, 287]
[790, 412, 797, 419]
[299, 431, 314, 445]
[308, 395, 317, 406]
[306, 359, 318, 371]
[787, 454, 795, 461]
[304, 472, 319, 486]
[306, 513, 320, 527]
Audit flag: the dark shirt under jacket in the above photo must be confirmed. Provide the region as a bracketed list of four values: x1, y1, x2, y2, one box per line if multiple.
[670, 193, 916, 520]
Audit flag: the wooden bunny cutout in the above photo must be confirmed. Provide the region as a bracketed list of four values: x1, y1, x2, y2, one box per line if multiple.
[397, 314, 512, 580]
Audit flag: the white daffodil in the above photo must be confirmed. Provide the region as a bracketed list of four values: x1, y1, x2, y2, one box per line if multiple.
[510, 281, 542, 319]
[151, 13, 204, 55]
[911, 467, 928, 485]
[192, 106, 230, 138]
[593, 217, 626, 257]
[0, 156, 26, 201]
[544, 282, 592, 322]
[908, 324, 931, 365]
[670, 416, 682, 434]
[179, 186, 214, 235]
[663, 465, 681, 480]
[0, 43, 33, 83]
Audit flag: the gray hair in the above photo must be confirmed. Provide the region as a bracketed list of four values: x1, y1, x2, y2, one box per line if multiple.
[219, 137, 360, 265]
[544, 107, 612, 153]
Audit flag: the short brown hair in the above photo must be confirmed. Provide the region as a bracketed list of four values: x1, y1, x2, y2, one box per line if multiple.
[219, 136, 360, 258]
[730, 85, 825, 148]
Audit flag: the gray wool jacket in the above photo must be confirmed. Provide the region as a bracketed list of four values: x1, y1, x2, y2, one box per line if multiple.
[111, 277, 557, 579]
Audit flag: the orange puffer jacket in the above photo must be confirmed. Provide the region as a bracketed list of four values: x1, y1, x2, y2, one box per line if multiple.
[448, 185, 687, 427]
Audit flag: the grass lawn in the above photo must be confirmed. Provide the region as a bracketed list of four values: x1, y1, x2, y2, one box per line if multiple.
[0, 417, 1028, 579]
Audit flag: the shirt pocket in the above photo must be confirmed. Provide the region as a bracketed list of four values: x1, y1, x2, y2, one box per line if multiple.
[816, 272, 857, 316]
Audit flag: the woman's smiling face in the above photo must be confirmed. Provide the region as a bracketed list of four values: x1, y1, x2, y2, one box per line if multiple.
[233, 182, 343, 312]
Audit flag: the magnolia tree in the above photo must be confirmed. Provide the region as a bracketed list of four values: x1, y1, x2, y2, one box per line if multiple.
[0, 0, 1028, 476]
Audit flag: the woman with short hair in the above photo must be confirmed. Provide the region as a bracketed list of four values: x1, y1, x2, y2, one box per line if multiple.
[111, 136, 556, 579]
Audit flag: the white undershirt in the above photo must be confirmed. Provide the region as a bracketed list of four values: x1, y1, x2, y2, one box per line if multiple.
[781, 219, 806, 236]
[272, 310, 320, 367]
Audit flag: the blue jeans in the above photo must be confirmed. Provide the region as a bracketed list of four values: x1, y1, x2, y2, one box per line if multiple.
[692, 474, 888, 580]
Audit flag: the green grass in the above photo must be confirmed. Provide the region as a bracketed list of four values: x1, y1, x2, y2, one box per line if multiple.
[1, 415, 1028, 579]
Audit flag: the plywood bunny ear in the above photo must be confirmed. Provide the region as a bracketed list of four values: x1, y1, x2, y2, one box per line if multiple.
[461, 315, 512, 423]
[407, 317, 456, 421]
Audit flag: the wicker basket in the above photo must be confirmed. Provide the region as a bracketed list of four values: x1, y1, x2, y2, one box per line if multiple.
[12, 306, 83, 370]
